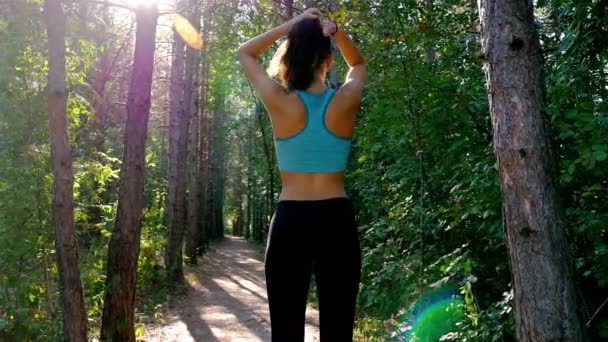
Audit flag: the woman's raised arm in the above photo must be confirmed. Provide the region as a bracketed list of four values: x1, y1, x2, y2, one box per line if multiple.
[323, 20, 366, 109]
[237, 9, 322, 109]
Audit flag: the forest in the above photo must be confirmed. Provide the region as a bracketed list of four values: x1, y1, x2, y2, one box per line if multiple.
[0, 0, 607, 341]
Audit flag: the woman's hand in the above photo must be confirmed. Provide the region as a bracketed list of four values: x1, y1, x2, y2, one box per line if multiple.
[295, 8, 322, 21]
[322, 20, 338, 37]
[287, 8, 322, 30]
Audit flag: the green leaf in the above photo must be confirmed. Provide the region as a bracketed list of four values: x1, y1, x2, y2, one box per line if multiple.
[567, 163, 576, 174]
[594, 151, 607, 161]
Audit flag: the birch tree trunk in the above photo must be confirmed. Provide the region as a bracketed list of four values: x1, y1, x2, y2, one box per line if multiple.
[100, 5, 158, 341]
[44, 1, 88, 339]
[477, 1, 587, 340]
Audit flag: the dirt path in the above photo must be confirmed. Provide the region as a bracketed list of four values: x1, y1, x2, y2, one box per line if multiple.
[144, 236, 320, 341]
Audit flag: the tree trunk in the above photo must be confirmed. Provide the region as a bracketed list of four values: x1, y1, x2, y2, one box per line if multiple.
[42, 247, 54, 320]
[91, 8, 112, 152]
[197, 43, 210, 253]
[244, 118, 255, 240]
[100, 5, 158, 341]
[477, 1, 587, 340]
[207, 116, 217, 240]
[206, 94, 226, 240]
[285, 0, 293, 18]
[215, 99, 226, 238]
[254, 100, 274, 235]
[44, 0, 88, 340]
[199, 103, 209, 251]
[274, 0, 294, 19]
[252, 189, 262, 243]
[165, 2, 189, 284]
[244, 178, 250, 240]
[185, 0, 202, 264]
[251, 184, 257, 241]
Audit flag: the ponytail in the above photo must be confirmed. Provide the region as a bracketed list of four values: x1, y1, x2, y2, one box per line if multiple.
[268, 17, 331, 90]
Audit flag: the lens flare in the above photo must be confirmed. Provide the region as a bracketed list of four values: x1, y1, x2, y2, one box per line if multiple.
[118, 0, 159, 8]
[396, 286, 465, 341]
[171, 13, 204, 50]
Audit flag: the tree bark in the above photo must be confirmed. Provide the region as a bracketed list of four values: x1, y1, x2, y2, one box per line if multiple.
[206, 94, 226, 240]
[274, 0, 294, 19]
[100, 5, 158, 341]
[215, 98, 226, 238]
[285, 0, 293, 18]
[253, 100, 274, 236]
[244, 124, 253, 240]
[251, 183, 257, 241]
[197, 40, 210, 252]
[208, 118, 218, 240]
[477, 1, 587, 340]
[164, 1, 189, 284]
[185, 0, 202, 264]
[199, 100, 209, 251]
[44, 0, 88, 340]
[91, 8, 112, 145]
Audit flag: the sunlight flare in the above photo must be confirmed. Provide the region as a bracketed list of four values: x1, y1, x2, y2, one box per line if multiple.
[119, 0, 160, 8]
[171, 13, 204, 50]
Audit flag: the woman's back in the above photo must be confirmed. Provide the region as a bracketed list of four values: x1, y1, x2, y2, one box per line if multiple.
[271, 87, 357, 200]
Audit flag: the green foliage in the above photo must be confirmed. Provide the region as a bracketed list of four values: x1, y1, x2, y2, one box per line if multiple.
[0, 4, 58, 340]
[0, 3, 170, 339]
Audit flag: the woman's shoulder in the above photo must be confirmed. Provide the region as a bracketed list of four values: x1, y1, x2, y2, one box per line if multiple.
[264, 90, 306, 117]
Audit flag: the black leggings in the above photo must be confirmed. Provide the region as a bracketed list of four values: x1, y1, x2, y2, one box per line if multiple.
[264, 197, 361, 342]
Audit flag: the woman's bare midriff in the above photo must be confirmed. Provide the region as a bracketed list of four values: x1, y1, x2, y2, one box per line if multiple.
[278, 171, 347, 201]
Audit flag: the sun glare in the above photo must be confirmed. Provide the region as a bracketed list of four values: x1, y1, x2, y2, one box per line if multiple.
[111, 0, 202, 49]
[117, 0, 161, 9]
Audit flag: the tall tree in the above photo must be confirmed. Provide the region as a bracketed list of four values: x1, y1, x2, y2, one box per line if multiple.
[477, 0, 587, 340]
[197, 14, 210, 254]
[209, 96, 227, 239]
[185, 0, 202, 264]
[91, 8, 112, 140]
[196, 19, 210, 250]
[164, 0, 189, 283]
[44, 0, 88, 340]
[100, 4, 158, 341]
[253, 98, 274, 227]
[198, 83, 210, 251]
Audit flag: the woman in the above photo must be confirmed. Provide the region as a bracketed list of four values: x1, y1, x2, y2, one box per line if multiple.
[237, 7, 366, 341]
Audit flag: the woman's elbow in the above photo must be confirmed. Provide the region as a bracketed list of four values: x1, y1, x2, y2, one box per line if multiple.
[237, 42, 246, 54]
[237, 46, 249, 66]
[237, 44, 245, 55]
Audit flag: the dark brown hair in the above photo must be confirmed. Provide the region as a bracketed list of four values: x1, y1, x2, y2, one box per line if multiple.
[268, 17, 332, 90]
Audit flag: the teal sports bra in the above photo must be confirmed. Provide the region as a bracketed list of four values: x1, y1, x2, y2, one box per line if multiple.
[274, 88, 352, 173]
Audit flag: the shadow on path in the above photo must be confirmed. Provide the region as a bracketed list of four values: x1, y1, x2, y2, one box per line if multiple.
[144, 236, 319, 342]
